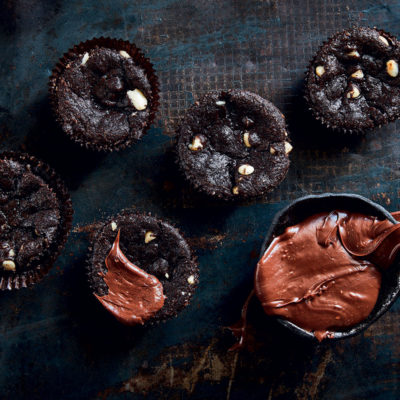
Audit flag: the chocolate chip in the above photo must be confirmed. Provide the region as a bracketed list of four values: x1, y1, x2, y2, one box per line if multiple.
[148, 258, 169, 277]
[242, 116, 254, 127]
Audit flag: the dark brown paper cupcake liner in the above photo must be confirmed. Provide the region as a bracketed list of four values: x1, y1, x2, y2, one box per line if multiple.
[85, 209, 198, 326]
[49, 37, 160, 152]
[0, 152, 73, 290]
[304, 27, 400, 134]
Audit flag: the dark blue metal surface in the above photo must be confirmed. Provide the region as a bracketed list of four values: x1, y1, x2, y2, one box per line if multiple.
[0, 1, 400, 399]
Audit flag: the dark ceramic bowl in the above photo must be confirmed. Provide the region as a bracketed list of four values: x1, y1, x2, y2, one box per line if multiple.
[259, 193, 400, 341]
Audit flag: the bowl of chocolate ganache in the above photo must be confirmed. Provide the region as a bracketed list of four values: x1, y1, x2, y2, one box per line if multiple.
[256, 193, 400, 341]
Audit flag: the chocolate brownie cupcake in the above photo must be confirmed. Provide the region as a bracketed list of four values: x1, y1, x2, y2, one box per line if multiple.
[87, 211, 198, 325]
[176, 90, 292, 200]
[305, 27, 400, 133]
[49, 38, 159, 151]
[0, 152, 73, 290]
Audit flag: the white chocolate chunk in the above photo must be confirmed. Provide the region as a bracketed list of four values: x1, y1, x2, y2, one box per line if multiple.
[8, 249, 15, 257]
[315, 66, 325, 77]
[215, 100, 226, 106]
[2, 260, 15, 271]
[386, 60, 399, 77]
[238, 164, 254, 175]
[119, 50, 131, 58]
[379, 35, 389, 46]
[243, 131, 251, 148]
[188, 136, 204, 151]
[270, 146, 276, 154]
[347, 50, 360, 58]
[351, 69, 364, 79]
[111, 221, 117, 231]
[145, 231, 156, 243]
[232, 186, 239, 195]
[284, 142, 293, 154]
[127, 89, 148, 111]
[346, 85, 361, 99]
[165, 273, 170, 279]
[81, 52, 89, 65]
[187, 275, 195, 285]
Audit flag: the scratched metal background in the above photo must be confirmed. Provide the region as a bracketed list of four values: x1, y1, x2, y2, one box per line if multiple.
[0, 0, 400, 399]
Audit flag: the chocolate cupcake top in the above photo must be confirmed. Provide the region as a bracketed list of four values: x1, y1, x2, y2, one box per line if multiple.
[177, 90, 291, 200]
[0, 153, 73, 289]
[50, 39, 159, 151]
[88, 212, 198, 325]
[305, 27, 400, 132]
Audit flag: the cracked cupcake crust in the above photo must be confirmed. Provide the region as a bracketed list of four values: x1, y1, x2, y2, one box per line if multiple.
[50, 39, 159, 151]
[0, 159, 60, 270]
[0, 152, 73, 289]
[305, 27, 400, 133]
[176, 90, 291, 200]
[87, 212, 199, 324]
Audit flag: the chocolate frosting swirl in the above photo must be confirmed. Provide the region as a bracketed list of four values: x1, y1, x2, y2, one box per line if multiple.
[95, 230, 165, 326]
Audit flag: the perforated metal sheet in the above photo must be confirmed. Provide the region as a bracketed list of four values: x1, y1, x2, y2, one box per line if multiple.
[0, 1, 399, 399]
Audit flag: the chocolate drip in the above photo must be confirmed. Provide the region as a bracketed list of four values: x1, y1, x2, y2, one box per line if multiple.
[228, 290, 254, 351]
[95, 230, 165, 326]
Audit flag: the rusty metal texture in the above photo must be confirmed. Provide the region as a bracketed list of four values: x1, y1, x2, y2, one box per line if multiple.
[0, 0, 399, 399]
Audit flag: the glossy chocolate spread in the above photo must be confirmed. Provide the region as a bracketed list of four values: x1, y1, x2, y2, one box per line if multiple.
[95, 230, 165, 326]
[254, 210, 400, 341]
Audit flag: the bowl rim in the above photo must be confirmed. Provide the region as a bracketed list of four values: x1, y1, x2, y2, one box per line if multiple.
[258, 192, 399, 341]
